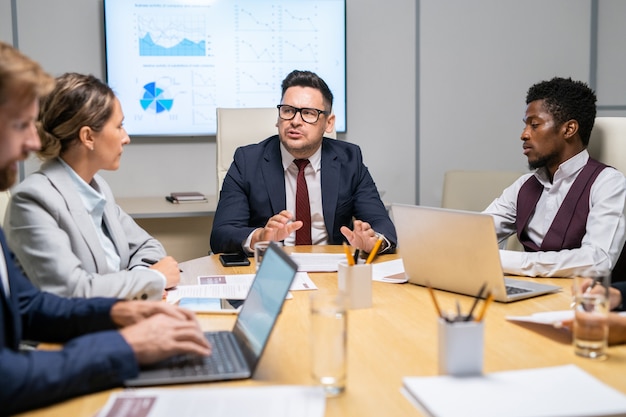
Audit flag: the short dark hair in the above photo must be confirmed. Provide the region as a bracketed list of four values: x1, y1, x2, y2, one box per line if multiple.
[281, 70, 333, 111]
[526, 77, 597, 146]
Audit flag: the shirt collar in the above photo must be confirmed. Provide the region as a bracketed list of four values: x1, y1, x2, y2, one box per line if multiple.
[58, 157, 106, 217]
[534, 149, 589, 185]
[280, 142, 322, 172]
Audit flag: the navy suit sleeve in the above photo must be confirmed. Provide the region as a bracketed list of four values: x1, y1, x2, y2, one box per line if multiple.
[0, 331, 138, 416]
[0, 231, 139, 415]
[211, 140, 280, 254]
[324, 140, 397, 250]
[614, 281, 626, 311]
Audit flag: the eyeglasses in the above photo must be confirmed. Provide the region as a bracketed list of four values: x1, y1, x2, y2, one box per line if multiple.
[277, 104, 329, 124]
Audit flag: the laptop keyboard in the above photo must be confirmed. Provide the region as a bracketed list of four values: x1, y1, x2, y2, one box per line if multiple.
[505, 285, 532, 295]
[168, 332, 248, 377]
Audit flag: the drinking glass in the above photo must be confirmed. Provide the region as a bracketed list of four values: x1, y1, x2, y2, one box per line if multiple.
[310, 291, 347, 396]
[572, 272, 610, 359]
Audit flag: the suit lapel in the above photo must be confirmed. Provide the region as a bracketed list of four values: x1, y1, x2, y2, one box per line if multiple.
[41, 160, 110, 271]
[0, 229, 22, 349]
[320, 140, 340, 238]
[100, 185, 128, 267]
[262, 137, 288, 213]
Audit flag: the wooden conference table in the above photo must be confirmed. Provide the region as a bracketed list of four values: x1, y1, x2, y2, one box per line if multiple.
[17, 246, 626, 417]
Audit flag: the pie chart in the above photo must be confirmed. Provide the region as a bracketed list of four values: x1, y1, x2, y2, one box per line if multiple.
[139, 82, 174, 113]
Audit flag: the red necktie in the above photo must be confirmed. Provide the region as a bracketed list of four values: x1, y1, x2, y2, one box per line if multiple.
[294, 159, 312, 245]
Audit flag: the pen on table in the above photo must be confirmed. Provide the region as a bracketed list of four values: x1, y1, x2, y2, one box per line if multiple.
[475, 292, 494, 322]
[465, 282, 487, 321]
[342, 242, 355, 266]
[365, 235, 384, 264]
[426, 282, 443, 319]
[141, 257, 183, 272]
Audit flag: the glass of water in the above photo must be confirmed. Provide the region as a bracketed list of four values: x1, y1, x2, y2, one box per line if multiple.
[310, 291, 347, 396]
[572, 272, 610, 359]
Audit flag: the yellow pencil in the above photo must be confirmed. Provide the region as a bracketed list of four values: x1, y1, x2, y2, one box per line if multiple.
[365, 236, 384, 264]
[475, 292, 494, 322]
[426, 283, 443, 318]
[343, 242, 355, 266]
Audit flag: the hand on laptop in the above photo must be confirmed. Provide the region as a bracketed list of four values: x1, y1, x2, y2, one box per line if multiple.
[120, 312, 211, 365]
[110, 300, 198, 327]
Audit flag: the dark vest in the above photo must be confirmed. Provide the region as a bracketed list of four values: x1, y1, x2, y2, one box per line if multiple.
[515, 158, 626, 281]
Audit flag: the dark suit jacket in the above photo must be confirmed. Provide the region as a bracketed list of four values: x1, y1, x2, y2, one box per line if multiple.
[210, 136, 397, 254]
[0, 229, 138, 416]
[614, 281, 626, 311]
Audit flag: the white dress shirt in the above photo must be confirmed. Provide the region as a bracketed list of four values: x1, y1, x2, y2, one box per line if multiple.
[0, 241, 9, 297]
[281, 144, 328, 246]
[61, 159, 121, 272]
[60, 159, 165, 283]
[483, 150, 626, 277]
[244, 144, 328, 251]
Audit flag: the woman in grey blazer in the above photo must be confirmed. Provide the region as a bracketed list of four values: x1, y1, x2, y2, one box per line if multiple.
[4, 73, 180, 300]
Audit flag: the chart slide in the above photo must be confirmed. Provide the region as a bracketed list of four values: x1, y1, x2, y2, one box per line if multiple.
[104, 0, 346, 136]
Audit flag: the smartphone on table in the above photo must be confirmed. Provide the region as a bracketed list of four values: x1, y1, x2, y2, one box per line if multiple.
[219, 253, 251, 267]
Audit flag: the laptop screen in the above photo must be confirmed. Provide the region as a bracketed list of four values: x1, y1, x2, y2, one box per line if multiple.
[233, 243, 297, 357]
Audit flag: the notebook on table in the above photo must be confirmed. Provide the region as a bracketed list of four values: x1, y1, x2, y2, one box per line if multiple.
[125, 241, 298, 387]
[390, 204, 560, 303]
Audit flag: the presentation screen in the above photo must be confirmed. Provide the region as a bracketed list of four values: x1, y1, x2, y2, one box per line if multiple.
[103, 0, 346, 137]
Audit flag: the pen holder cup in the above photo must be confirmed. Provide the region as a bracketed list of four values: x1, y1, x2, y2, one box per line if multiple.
[337, 261, 372, 309]
[438, 318, 484, 376]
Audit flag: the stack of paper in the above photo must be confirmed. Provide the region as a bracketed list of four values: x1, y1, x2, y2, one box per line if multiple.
[166, 272, 316, 305]
[402, 365, 626, 417]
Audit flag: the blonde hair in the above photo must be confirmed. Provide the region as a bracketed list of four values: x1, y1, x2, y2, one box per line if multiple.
[0, 41, 54, 111]
[38, 72, 116, 160]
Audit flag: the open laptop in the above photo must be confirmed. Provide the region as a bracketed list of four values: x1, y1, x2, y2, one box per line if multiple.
[390, 203, 561, 302]
[125, 241, 298, 387]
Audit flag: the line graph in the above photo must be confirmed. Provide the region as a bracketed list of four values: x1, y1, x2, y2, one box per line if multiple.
[137, 15, 206, 56]
[236, 38, 276, 63]
[105, 0, 346, 135]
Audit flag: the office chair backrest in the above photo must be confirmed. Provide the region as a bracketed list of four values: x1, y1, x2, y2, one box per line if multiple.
[588, 117, 626, 176]
[588, 117, 626, 282]
[442, 170, 524, 212]
[215, 107, 336, 195]
[442, 170, 525, 251]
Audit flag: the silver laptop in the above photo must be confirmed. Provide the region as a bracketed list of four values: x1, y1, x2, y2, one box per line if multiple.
[125, 241, 298, 386]
[390, 204, 560, 302]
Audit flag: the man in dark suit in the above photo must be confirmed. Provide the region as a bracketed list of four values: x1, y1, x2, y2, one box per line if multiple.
[210, 70, 396, 255]
[0, 41, 211, 416]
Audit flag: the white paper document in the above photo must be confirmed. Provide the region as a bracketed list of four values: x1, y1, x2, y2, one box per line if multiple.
[372, 259, 408, 283]
[288, 254, 408, 284]
[506, 310, 626, 326]
[506, 310, 575, 325]
[166, 272, 315, 304]
[402, 365, 626, 417]
[97, 385, 326, 417]
[289, 253, 347, 272]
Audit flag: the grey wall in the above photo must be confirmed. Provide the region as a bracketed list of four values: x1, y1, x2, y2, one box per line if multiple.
[419, 0, 626, 207]
[3, 0, 625, 208]
[2, 0, 416, 206]
[419, 0, 590, 206]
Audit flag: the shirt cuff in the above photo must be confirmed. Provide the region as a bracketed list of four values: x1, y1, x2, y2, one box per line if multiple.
[134, 266, 167, 288]
[374, 232, 392, 254]
[243, 229, 263, 255]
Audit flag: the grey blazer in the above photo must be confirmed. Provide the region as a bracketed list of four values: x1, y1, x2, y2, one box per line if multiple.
[4, 159, 166, 300]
